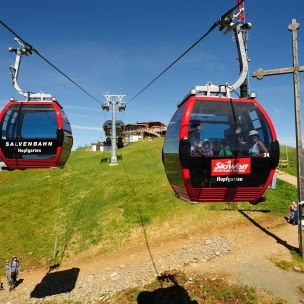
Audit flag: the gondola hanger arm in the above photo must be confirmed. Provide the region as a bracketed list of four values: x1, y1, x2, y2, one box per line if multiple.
[191, 7, 250, 98]
[9, 38, 53, 101]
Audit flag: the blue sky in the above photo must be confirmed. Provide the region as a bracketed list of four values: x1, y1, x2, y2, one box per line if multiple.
[0, 0, 303, 148]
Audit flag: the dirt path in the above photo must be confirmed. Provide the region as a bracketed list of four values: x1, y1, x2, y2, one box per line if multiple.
[277, 169, 297, 186]
[190, 214, 303, 304]
[1, 211, 303, 303]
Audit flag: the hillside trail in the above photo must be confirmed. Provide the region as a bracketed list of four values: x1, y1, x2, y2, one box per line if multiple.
[277, 169, 297, 186]
[1, 171, 303, 303]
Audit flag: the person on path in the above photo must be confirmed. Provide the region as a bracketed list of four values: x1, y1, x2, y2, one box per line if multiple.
[9, 256, 20, 291]
[288, 201, 297, 225]
[293, 202, 299, 225]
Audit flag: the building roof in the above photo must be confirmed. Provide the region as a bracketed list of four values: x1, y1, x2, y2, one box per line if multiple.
[125, 121, 167, 127]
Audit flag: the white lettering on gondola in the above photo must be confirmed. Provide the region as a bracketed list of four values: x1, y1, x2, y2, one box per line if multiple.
[211, 158, 251, 176]
[5, 141, 53, 147]
[216, 176, 243, 182]
[18, 148, 42, 154]
[214, 162, 249, 171]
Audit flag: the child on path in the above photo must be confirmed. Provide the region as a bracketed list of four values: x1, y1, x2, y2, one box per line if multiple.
[288, 201, 297, 225]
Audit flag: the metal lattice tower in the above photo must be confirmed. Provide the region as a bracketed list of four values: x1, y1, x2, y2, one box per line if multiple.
[102, 94, 126, 166]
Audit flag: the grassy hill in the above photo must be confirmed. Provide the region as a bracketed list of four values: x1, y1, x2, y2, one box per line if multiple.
[279, 145, 297, 176]
[0, 138, 297, 272]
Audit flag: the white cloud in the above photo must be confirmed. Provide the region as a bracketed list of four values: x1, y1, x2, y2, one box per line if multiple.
[72, 125, 102, 131]
[64, 105, 101, 112]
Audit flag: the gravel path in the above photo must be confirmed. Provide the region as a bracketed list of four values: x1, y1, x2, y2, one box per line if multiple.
[0, 236, 231, 303]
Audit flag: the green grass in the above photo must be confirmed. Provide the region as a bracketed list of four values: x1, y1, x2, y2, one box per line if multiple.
[273, 250, 304, 273]
[0, 138, 297, 274]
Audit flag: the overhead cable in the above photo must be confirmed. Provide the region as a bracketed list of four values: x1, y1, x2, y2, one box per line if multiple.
[127, 0, 244, 105]
[0, 20, 102, 106]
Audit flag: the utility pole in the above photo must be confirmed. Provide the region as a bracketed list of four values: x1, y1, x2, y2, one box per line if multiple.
[102, 94, 126, 166]
[252, 19, 304, 257]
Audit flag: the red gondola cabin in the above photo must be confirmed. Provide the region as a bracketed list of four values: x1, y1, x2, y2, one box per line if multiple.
[163, 95, 280, 203]
[0, 100, 73, 170]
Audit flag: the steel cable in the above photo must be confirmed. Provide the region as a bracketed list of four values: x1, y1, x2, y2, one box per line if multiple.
[0, 20, 102, 106]
[127, 0, 244, 105]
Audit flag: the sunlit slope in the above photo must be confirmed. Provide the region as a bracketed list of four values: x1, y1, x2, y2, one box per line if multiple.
[280, 145, 297, 176]
[0, 139, 175, 268]
[0, 138, 296, 271]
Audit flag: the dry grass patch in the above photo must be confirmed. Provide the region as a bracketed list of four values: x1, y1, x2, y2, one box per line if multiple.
[272, 250, 304, 273]
[107, 271, 286, 304]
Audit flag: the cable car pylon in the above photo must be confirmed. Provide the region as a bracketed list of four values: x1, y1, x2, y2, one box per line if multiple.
[102, 94, 126, 166]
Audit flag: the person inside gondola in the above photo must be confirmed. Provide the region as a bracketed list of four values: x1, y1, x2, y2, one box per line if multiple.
[237, 129, 268, 156]
[224, 119, 244, 156]
[189, 123, 201, 142]
[212, 140, 222, 156]
[219, 143, 233, 156]
[189, 123, 203, 156]
[201, 140, 213, 156]
[248, 130, 268, 156]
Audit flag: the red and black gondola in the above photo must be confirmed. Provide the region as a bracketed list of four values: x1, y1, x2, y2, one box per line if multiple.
[0, 99, 73, 170]
[163, 95, 280, 203]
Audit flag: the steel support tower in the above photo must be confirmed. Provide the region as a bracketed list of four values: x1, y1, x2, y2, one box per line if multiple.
[102, 94, 126, 166]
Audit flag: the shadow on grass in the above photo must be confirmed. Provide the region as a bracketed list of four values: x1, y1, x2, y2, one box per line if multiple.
[139, 207, 160, 280]
[221, 208, 270, 213]
[120, 157, 161, 281]
[47, 243, 68, 273]
[238, 210, 298, 252]
[137, 273, 198, 304]
[30, 268, 80, 298]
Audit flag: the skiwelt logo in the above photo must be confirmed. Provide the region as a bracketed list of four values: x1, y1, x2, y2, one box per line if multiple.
[211, 158, 251, 176]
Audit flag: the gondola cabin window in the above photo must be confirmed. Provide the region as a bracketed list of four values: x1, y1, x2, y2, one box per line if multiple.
[188, 99, 272, 158]
[20, 105, 58, 139]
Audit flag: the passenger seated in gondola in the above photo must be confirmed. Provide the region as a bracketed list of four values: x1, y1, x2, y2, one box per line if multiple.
[189, 123, 203, 156]
[224, 121, 243, 155]
[219, 143, 233, 156]
[191, 140, 203, 156]
[212, 140, 222, 156]
[201, 140, 213, 156]
[238, 129, 268, 156]
[189, 123, 201, 142]
[248, 130, 268, 156]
